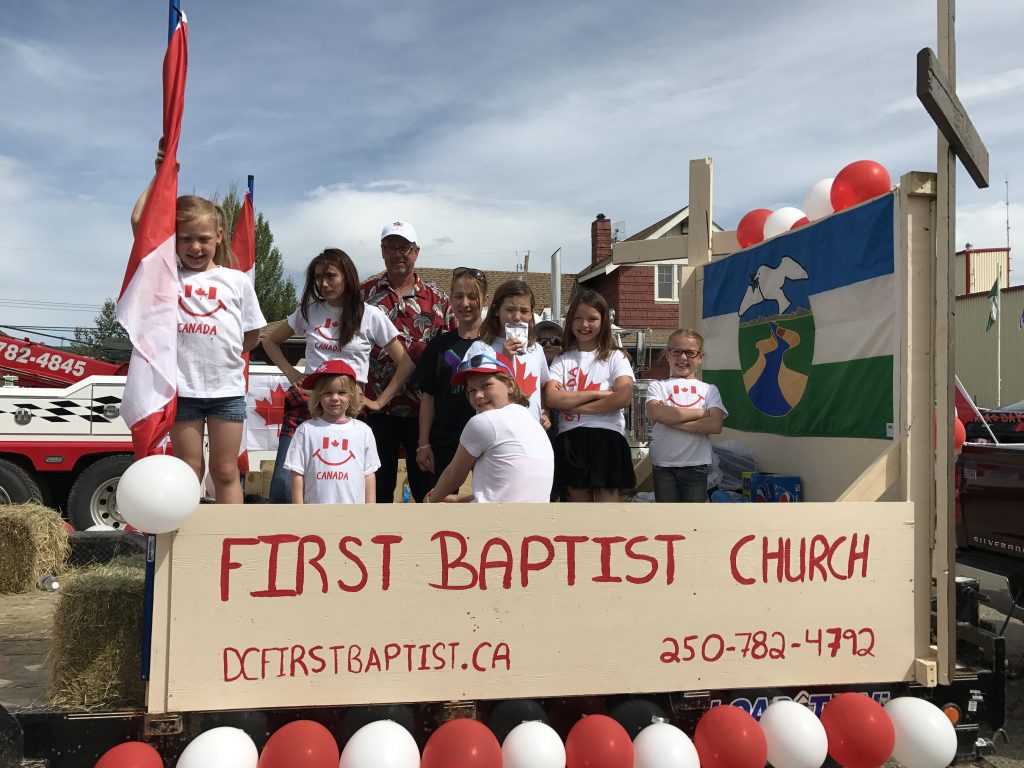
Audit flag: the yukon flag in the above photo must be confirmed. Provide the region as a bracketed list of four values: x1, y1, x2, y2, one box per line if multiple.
[116, 5, 188, 457]
[230, 175, 256, 474]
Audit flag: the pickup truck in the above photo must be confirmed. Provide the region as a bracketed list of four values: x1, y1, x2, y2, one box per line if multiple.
[955, 441, 1024, 618]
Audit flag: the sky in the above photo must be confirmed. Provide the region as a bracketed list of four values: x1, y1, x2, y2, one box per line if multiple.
[1, 0, 1022, 339]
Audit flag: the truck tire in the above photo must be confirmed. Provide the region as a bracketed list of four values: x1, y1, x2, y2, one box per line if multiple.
[67, 455, 134, 530]
[0, 458, 43, 505]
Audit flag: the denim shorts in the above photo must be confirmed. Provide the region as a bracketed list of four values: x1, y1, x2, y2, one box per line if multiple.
[175, 395, 247, 423]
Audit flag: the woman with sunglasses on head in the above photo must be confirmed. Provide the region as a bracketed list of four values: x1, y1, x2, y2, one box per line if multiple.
[414, 267, 489, 481]
[261, 248, 414, 503]
[645, 328, 728, 503]
[426, 353, 553, 503]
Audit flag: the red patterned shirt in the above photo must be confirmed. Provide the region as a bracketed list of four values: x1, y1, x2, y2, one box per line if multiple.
[361, 273, 455, 418]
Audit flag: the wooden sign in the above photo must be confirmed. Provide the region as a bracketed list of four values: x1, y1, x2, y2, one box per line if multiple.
[147, 502, 917, 713]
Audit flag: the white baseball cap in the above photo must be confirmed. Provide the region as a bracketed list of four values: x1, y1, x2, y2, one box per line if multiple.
[380, 220, 417, 243]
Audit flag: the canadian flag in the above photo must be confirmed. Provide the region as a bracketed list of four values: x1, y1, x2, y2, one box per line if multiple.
[115, 8, 188, 458]
[231, 175, 256, 474]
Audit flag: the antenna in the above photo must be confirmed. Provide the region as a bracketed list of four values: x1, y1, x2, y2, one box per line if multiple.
[1006, 175, 1012, 284]
[612, 220, 625, 243]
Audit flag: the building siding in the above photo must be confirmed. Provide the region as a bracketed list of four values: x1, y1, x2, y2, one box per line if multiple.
[955, 286, 1024, 407]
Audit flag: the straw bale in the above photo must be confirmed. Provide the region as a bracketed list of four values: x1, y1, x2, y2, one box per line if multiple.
[0, 503, 70, 594]
[47, 554, 146, 711]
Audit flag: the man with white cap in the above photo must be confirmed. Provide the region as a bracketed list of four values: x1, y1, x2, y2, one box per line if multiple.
[361, 220, 455, 503]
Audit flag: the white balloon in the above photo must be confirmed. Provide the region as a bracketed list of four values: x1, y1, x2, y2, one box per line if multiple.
[176, 727, 257, 768]
[340, 719, 420, 768]
[633, 721, 699, 768]
[115, 454, 201, 534]
[763, 207, 807, 240]
[885, 697, 957, 768]
[804, 178, 835, 221]
[503, 721, 565, 768]
[759, 700, 828, 768]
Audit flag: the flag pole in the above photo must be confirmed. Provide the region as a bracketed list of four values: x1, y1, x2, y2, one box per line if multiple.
[996, 261, 1002, 406]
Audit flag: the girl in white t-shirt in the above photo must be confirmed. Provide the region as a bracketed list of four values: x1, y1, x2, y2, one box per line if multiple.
[544, 290, 635, 502]
[645, 328, 728, 503]
[262, 248, 413, 502]
[426, 353, 553, 503]
[131, 177, 266, 504]
[284, 360, 380, 504]
[462, 280, 550, 424]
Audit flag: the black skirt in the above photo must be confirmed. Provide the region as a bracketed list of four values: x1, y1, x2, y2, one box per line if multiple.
[554, 426, 636, 493]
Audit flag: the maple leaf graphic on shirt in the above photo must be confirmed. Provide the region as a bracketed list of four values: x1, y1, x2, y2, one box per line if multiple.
[570, 367, 603, 392]
[254, 385, 288, 435]
[511, 356, 538, 397]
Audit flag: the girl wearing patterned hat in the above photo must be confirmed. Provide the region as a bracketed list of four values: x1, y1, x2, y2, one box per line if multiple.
[426, 353, 553, 503]
[283, 360, 380, 504]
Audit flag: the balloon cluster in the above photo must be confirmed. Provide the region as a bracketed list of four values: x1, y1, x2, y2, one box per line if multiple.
[91, 695, 958, 768]
[736, 160, 892, 249]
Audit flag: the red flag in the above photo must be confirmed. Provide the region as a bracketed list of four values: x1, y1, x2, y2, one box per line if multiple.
[116, 11, 188, 458]
[230, 179, 256, 475]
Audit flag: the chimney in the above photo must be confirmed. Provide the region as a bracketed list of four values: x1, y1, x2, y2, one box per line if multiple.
[591, 213, 612, 264]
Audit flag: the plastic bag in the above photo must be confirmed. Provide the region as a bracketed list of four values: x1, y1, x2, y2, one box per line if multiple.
[706, 450, 723, 490]
[712, 439, 757, 492]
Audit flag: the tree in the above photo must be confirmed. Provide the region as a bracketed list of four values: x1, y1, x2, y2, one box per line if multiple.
[219, 185, 299, 322]
[72, 298, 131, 362]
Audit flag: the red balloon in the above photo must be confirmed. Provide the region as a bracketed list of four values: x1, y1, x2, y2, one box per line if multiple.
[790, 216, 810, 230]
[694, 705, 767, 768]
[94, 742, 163, 768]
[565, 714, 633, 768]
[421, 718, 501, 768]
[954, 417, 967, 455]
[736, 209, 772, 249]
[258, 720, 338, 768]
[820, 693, 895, 768]
[830, 161, 892, 211]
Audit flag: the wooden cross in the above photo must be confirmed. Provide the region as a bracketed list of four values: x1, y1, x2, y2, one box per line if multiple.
[916, 0, 989, 686]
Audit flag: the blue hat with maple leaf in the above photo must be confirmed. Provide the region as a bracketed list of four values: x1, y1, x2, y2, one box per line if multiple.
[450, 352, 515, 387]
[301, 359, 358, 390]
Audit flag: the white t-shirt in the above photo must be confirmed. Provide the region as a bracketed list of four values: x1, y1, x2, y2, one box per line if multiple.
[287, 302, 400, 381]
[460, 404, 554, 503]
[177, 267, 266, 398]
[549, 348, 634, 436]
[464, 339, 551, 421]
[646, 378, 728, 467]
[283, 418, 381, 504]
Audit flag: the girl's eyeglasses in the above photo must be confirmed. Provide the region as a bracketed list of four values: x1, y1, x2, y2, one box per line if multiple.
[667, 348, 702, 359]
[453, 266, 487, 284]
[538, 337, 561, 348]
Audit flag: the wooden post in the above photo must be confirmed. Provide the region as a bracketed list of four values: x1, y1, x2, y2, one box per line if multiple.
[682, 158, 714, 327]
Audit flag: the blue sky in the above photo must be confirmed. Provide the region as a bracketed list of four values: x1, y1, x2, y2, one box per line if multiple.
[1, 0, 1022, 335]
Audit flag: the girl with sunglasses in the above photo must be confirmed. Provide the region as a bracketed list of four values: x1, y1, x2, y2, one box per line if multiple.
[414, 267, 489, 480]
[426, 353, 553, 503]
[645, 328, 728, 503]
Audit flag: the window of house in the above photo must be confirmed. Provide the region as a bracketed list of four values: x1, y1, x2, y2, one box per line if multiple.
[655, 265, 678, 301]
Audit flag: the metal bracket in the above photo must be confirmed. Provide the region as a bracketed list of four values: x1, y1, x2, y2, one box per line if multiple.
[143, 712, 184, 736]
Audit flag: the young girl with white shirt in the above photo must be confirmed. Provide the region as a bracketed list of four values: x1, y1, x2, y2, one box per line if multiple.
[427, 353, 553, 503]
[284, 360, 380, 504]
[645, 328, 727, 503]
[462, 280, 550, 425]
[262, 249, 413, 502]
[544, 290, 635, 502]
[132, 177, 266, 504]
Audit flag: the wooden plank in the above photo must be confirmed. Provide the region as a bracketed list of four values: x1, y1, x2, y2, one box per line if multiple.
[837, 443, 901, 502]
[916, 47, 989, 189]
[685, 159, 714, 326]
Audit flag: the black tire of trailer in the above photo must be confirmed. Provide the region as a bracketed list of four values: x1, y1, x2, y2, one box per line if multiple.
[66, 454, 135, 531]
[0, 458, 43, 505]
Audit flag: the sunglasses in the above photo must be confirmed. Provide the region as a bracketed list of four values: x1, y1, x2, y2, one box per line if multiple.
[453, 266, 487, 284]
[456, 353, 512, 377]
[538, 337, 562, 347]
[667, 348, 702, 359]
[382, 243, 416, 256]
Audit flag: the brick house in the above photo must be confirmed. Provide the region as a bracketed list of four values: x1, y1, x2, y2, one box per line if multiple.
[575, 211, 724, 378]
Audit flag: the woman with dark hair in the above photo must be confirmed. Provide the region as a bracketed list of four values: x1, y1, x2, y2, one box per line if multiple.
[262, 248, 413, 502]
[414, 267, 489, 481]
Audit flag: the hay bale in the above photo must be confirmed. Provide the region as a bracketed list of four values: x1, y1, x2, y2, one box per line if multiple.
[48, 554, 146, 711]
[0, 503, 70, 594]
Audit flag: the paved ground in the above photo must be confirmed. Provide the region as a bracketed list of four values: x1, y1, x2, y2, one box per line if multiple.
[1, 593, 1022, 764]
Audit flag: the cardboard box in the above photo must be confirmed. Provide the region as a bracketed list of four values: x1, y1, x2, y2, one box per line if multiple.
[749, 473, 803, 503]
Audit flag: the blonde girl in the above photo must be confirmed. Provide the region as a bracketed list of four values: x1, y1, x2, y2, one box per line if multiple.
[544, 289, 635, 502]
[415, 267, 489, 480]
[283, 360, 380, 505]
[462, 279, 550, 423]
[645, 328, 727, 503]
